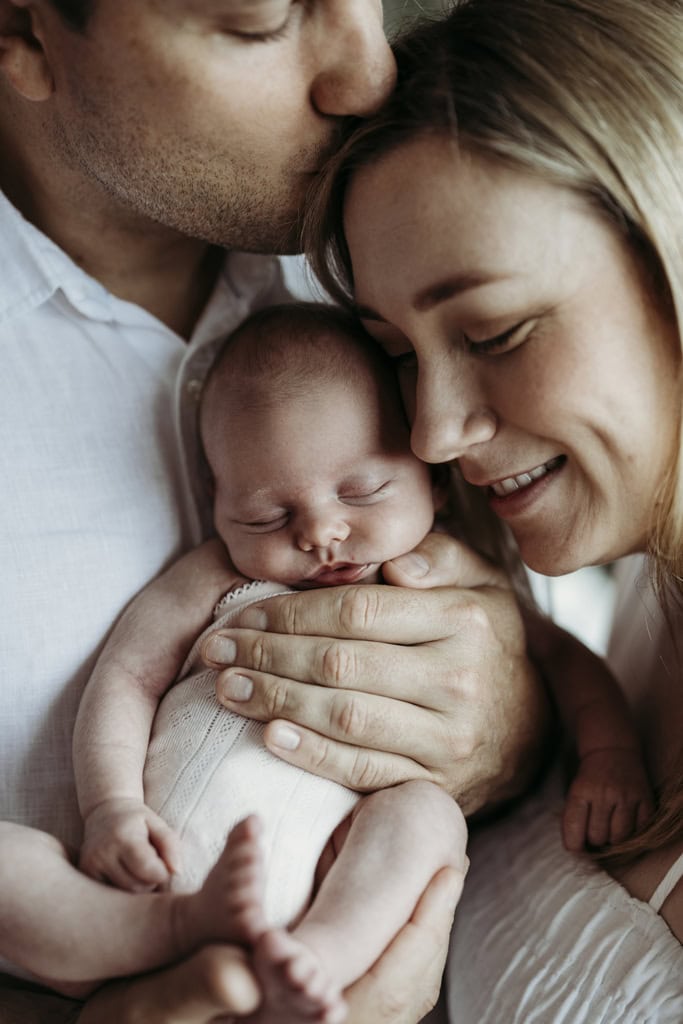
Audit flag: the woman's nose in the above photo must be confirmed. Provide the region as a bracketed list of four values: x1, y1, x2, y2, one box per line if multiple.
[310, 1, 397, 118]
[409, 363, 497, 464]
[296, 513, 351, 553]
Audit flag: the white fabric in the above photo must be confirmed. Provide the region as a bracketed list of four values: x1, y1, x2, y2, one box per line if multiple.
[446, 558, 683, 1022]
[650, 853, 683, 913]
[0, 189, 290, 988]
[447, 769, 683, 1023]
[607, 556, 683, 788]
[144, 580, 359, 927]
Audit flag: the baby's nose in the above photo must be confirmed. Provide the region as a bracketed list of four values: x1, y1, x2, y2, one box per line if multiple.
[296, 514, 350, 552]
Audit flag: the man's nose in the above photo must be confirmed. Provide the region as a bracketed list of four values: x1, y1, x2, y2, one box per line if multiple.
[310, 1, 397, 118]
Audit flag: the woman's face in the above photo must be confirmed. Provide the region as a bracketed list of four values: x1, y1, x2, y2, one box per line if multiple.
[344, 135, 681, 575]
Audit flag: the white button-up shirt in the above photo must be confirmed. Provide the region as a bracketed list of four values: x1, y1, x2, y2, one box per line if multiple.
[0, 189, 288, 850]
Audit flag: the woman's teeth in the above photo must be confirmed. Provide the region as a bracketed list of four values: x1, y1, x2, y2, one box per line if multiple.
[491, 457, 562, 497]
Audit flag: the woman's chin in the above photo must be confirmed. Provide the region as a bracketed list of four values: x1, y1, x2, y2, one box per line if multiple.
[516, 537, 586, 578]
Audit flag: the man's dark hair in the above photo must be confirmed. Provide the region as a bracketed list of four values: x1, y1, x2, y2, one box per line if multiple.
[49, 0, 92, 29]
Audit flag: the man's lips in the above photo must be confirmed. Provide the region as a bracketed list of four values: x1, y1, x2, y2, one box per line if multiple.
[306, 563, 372, 587]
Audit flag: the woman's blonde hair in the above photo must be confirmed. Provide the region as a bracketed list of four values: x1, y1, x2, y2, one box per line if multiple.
[305, 0, 683, 597]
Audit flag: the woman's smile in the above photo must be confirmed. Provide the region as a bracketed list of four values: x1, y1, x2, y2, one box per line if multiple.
[345, 136, 681, 575]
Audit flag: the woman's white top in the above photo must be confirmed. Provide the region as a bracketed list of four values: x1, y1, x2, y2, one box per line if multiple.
[447, 769, 683, 1023]
[447, 557, 683, 1022]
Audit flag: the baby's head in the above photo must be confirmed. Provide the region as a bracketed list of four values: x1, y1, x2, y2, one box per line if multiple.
[200, 302, 436, 589]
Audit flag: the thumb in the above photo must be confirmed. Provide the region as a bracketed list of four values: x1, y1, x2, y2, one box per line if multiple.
[382, 531, 508, 590]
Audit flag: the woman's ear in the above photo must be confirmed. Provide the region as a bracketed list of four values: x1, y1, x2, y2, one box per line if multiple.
[0, 1, 54, 101]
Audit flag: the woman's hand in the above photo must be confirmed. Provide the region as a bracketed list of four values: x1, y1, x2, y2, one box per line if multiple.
[204, 532, 550, 815]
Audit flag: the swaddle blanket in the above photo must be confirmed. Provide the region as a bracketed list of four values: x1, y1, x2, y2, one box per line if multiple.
[144, 580, 359, 927]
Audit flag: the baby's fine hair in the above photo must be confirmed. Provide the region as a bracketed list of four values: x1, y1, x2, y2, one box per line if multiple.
[304, 0, 683, 592]
[201, 301, 402, 420]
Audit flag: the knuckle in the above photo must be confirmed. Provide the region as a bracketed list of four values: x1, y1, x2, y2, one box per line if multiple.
[262, 680, 290, 719]
[319, 639, 355, 686]
[277, 596, 300, 635]
[459, 598, 493, 637]
[338, 585, 382, 633]
[329, 691, 368, 740]
[248, 634, 271, 673]
[306, 736, 336, 774]
[348, 748, 384, 791]
[452, 666, 479, 702]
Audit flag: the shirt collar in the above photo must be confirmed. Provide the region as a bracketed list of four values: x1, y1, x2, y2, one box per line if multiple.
[0, 188, 281, 344]
[0, 188, 119, 324]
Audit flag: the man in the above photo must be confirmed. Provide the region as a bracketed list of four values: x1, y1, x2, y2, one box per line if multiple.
[0, 2, 547, 1020]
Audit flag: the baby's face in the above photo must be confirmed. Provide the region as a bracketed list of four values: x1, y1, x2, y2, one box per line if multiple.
[207, 374, 436, 589]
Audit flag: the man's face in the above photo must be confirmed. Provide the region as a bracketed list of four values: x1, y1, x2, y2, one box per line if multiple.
[35, 0, 395, 251]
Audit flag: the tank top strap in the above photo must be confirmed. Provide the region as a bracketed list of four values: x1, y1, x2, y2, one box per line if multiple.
[649, 851, 683, 912]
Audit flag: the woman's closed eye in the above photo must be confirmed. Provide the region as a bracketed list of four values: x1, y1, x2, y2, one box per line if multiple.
[464, 318, 535, 356]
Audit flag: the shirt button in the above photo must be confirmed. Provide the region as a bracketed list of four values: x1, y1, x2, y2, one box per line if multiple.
[186, 378, 203, 400]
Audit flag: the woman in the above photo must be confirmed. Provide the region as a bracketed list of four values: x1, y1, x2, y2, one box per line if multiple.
[306, 0, 683, 1018]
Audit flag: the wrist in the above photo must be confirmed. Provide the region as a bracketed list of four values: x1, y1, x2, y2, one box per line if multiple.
[83, 794, 146, 822]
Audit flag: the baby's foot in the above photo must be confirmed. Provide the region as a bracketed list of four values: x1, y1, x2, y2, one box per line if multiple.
[250, 929, 347, 1024]
[176, 815, 268, 951]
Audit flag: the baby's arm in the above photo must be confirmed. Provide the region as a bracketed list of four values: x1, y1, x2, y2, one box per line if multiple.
[74, 539, 244, 890]
[527, 613, 654, 851]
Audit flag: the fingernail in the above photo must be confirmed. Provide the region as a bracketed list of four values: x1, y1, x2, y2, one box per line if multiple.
[221, 674, 253, 701]
[389, 552, 430, 578]
[204, 635, 236, 664]
[268, 724, 301, 751]
[237, 606, 268, 630]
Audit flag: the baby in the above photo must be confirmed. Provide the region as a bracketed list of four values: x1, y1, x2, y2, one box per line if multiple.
[2, 304, 467, 1019]
[0, 303, 651, 1016]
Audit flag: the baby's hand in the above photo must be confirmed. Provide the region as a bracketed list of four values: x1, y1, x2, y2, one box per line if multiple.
[80, 798, 183, 891]
[562, 748, 655, 852]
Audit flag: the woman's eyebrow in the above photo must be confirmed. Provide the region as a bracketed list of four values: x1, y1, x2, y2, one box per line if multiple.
[357, 271, 508, 322]
[414, 272, 505, 312]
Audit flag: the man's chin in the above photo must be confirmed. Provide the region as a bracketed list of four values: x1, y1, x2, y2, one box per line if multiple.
[216, 210, 305, 256]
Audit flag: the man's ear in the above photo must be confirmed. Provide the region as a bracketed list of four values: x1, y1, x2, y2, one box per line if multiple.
[0, 1, 54, 101]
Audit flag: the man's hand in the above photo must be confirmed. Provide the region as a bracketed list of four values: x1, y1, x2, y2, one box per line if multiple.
[77, 945, 261, 1024]
[204, 533, 550, 815]
[343, 866, 463, 1023]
